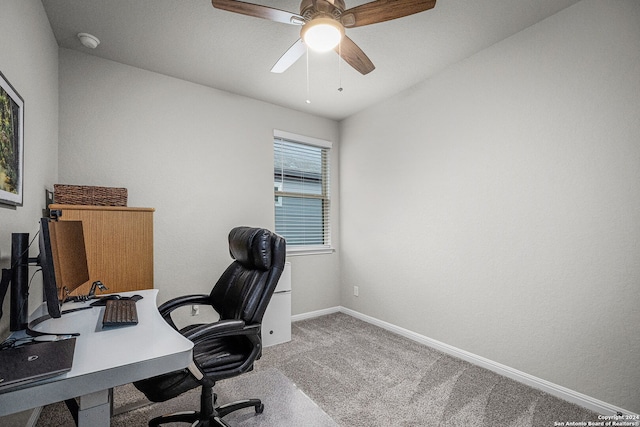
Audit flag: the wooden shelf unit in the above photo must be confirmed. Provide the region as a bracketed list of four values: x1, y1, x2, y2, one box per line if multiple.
[49, 204, 155, 295]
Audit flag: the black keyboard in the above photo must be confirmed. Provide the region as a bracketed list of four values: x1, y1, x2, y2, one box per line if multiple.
[102, 299, 138, 327]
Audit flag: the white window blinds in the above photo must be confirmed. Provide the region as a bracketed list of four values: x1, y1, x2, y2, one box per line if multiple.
[274, 131, 331, 251]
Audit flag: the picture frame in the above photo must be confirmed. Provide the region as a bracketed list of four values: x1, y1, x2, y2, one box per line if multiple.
[0, 71, 24, 206]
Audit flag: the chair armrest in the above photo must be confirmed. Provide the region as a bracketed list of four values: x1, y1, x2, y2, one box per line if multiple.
[182, 319, 247, 343]
[186, 322, 263, 380]
[158, 294, 210, 315]
[158, 294, 211, 329]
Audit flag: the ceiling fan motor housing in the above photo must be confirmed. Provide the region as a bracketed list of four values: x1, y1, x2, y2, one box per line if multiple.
[300, 0, 345, 20]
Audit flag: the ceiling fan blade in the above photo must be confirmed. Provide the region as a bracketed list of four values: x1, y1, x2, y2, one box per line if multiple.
[336, 36, 375, 75]
[211, 0, 305, 25]
[340, 0, 436, 28]
[271, 39, 306, 73]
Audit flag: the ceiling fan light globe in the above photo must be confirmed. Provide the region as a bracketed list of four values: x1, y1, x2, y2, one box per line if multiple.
[301, 18, 344, 52]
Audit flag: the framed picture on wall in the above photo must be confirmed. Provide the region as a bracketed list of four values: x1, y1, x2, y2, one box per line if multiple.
[0, 71, 24, 206]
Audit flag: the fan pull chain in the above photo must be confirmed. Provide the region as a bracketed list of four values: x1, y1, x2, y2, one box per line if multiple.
[338, 41, 343, 92]
[305, 45, 311, 104]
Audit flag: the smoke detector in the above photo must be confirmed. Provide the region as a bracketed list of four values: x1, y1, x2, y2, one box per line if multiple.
[77, 33, 100, 49]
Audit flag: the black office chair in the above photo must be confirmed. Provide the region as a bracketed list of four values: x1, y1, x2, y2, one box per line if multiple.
[133, 226, 286, 427]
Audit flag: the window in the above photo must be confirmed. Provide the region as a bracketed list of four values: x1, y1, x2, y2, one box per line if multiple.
[274, 130, 332, 253]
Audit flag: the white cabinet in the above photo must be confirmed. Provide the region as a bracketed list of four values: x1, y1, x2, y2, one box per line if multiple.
[262, 262, 291, 347]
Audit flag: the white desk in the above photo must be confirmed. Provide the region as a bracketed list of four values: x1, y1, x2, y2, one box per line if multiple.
[0, 290, 193, 426]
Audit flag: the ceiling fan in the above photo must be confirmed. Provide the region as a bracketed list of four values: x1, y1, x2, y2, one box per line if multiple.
[211, 0, 437, 75]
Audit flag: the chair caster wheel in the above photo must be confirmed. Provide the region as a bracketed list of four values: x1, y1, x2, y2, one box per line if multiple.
[255, 403, 264, 414]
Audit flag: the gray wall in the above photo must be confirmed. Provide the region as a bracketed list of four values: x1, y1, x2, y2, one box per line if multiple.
[1, 0, 638, 420]
[0, 1, 59, 425]
[0, 0, 59, 340]
[57, 49, 341, 320]
[339, 0, 639, 414]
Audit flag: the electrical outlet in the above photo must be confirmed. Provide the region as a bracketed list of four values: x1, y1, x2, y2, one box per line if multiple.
[191, 305, 199, 316]
[354, 286, 359, 297]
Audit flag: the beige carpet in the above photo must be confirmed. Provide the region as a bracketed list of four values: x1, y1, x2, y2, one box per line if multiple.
[257, 313, 601, 427]
[37, 312, 601, 426]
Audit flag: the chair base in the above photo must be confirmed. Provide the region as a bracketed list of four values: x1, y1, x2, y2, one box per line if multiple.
[148, 396, 264, 427]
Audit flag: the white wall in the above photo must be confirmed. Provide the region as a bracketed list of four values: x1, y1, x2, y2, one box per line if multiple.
[3, 0, 637, 419]
[0, 0, 59, 339]
[339, 0, 640, 414]
[0, 1, 59, 425]
[57, 49, 341, 320]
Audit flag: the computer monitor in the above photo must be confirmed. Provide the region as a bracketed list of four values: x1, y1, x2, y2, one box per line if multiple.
[38, 218, 90, 319]
[39, 219, 61, 319]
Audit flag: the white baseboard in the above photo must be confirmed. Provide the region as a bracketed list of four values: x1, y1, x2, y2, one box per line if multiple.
[291, 306, 341, 322]
[293, 305, 636, 417]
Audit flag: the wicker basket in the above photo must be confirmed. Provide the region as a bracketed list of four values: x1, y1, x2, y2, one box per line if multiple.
[54, 184, 128, 207]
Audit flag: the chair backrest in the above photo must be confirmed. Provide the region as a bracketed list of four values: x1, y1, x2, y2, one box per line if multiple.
[209, 227, 286, 324]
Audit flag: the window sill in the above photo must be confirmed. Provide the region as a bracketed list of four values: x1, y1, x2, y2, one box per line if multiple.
[286, 246, 335, 256]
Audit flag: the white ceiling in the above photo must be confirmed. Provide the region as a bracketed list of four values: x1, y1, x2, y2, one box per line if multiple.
[41, 0, 581, 121]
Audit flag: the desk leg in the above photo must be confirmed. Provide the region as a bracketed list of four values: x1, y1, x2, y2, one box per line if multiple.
[77, 389, 111, 427]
